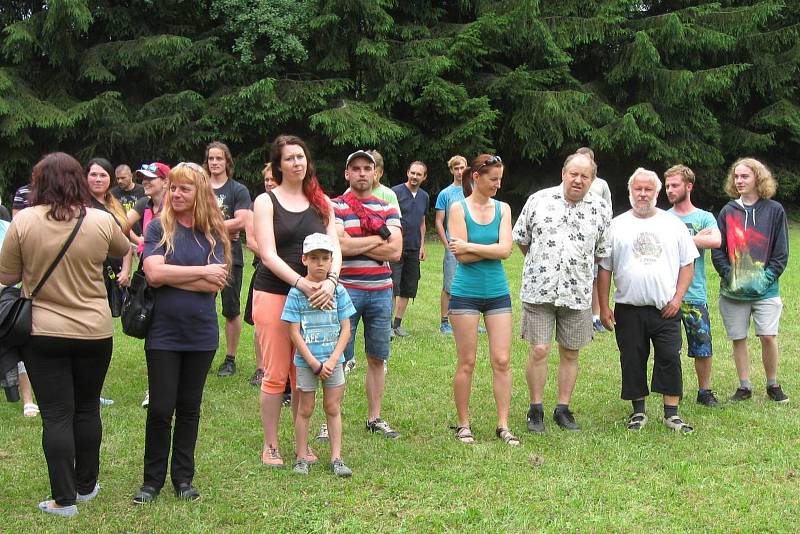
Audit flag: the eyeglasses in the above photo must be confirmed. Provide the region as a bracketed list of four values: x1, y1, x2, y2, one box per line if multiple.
[477, 155, 502, 171]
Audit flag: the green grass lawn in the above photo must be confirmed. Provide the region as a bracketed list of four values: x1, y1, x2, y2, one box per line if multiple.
[2, 229, 800, 532]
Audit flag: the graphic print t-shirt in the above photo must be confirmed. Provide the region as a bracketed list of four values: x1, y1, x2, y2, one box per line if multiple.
[281, 284, 356, 368]
[668, 208, 717, 304]
[213, 178, 252, 267]
[599, 209, 698, 309]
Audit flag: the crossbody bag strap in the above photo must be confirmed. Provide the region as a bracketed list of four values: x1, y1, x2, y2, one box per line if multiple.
[29, 215, 84, 298]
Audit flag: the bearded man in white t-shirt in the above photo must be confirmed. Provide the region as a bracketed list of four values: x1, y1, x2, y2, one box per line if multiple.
[597, 168, 698, 434]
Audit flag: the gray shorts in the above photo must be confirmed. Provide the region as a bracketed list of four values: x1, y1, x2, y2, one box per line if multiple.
[719, 296, 782, 339]
[443, 248, 457, 294]
[295, 363, 345, 392]
[521, 302, 593, 350]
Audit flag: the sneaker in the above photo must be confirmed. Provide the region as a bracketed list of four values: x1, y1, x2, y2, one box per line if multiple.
[696, 390, 719, 407]
[281, 392, 291, 407]
[331, 458, 353, 477]
[366, 418, 400, 439]
[141, 390, 149, 408]
[440, 322, 453, 335]
[344, 359, 356, 375]
[316, 423, 329, 442]
[132, 485, 159, 505]
[477, 324, 487, 334]
[729, 387, 753, 401]
[38, 500, 78, 517]
[262, 446, 284, 468]
[249, 368, 264, 387]
[553, 408, 580, 431]
[592, 318, 606, 333]
[663, 415, 694, 434]
[217, 357, 236, 377]
[393, 326, 409, 338]
[76, 482, 100, 503]
[526, 405, 545, 434]
[99, 397, 114, 406]
[292, 459, 310, 475]
[767, 384, 789, 403]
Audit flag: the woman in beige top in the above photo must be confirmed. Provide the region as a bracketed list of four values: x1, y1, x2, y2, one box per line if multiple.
[0, 152, 129, 517]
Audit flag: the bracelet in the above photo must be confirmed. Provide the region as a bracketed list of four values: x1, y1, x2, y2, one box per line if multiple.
[293, 276, 301, 288]
[313, 362, 323, 375]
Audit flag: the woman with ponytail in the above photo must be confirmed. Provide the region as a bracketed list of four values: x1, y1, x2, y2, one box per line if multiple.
[252, 135, 342, 467]
[447, 155, 517, 446]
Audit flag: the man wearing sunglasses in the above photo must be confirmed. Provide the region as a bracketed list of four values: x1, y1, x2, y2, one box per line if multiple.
[512, 152, 612, 433]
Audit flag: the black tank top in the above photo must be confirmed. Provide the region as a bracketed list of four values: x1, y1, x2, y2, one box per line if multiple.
[253, 190, 326, 295]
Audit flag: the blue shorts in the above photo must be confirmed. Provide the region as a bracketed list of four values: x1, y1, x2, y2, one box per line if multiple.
[449, 294, 512, 316]
[680, 302, 713, 358]
[443, 248, 457, 294]
[343, 287, 392, 362]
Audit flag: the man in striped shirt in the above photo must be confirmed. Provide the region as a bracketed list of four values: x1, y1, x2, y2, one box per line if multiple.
[333, 150, 403, 439]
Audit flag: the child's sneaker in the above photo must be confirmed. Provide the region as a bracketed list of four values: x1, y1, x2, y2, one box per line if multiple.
[366, 418, 400, 439]
[330, 458, 352, 477]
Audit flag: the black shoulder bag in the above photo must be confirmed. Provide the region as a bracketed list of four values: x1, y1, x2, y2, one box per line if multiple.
[121, 258, 154, 339]
[0, 215, 84, 347]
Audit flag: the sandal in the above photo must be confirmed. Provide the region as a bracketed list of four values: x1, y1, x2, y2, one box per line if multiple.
[495, 427, 520, 446]
[261, 446, 284, 468]
[451, 425, 475, 444]
[23, 403, 39, 417]
[663, 415, 694, 434]
[627, 412, 648, 431]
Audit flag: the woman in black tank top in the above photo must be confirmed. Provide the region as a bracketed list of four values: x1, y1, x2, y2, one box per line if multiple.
[251, 135, 342, 468]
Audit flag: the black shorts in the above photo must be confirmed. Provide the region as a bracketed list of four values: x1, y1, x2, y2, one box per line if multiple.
[221, 264, 244, 319]
[243, 269, 257, 325]
[614, 304, 683, 400]
[391, 249, 421, 299]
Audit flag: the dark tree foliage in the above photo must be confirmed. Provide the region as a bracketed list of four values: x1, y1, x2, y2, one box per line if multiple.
[0, 0, 797, 210]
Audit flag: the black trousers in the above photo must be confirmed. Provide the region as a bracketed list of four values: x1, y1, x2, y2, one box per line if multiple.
[22, 336, 112, 506]
[144, 349, 215, 490]
[614, 304, 683, 400]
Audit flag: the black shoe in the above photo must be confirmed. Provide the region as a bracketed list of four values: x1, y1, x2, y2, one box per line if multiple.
[281, 392, 292, 407]
[729, 387, 752, 401]
[132, 485, 159, 505]
[174, 482, 200, 502]
[526, 406, 545, 434]
[249, 368, 264, 387]
[696, 390, 720, 407]
[767, 384, 789, 403]
[217, 357, 236, 377]
[553, 408, 580, 431]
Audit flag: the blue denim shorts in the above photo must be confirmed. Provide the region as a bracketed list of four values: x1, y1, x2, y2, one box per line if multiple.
[449, 294, 512, 316]
[343, 287, 392, 362]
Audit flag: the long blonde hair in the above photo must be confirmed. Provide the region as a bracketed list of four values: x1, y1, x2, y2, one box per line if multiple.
[159, 163, 232, 270]
[724, 157, 777, 199]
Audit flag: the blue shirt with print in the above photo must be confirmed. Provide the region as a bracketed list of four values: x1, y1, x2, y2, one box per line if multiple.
[281, 284, 356, 367]
[669, 208, 717, 304]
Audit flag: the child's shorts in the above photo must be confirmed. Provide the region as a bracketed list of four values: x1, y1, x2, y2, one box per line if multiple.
[296, 363, 345, 392]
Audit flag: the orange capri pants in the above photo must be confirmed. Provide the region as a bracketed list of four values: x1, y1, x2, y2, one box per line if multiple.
[253, 290, 296, 395]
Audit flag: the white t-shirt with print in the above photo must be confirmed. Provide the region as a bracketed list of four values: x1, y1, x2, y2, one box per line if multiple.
[599, 209, 698, 309]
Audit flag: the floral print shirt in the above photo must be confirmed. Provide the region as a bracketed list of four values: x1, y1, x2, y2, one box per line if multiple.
[512, 185, 612, 309]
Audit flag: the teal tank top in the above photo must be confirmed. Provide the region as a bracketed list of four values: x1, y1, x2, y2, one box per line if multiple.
[450, 199, 509, 299]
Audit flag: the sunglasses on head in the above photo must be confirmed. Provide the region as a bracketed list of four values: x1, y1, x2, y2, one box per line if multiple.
[140, 163, 158, 172]
[175, 162, 204, 173]
[477, 155, 502, 171]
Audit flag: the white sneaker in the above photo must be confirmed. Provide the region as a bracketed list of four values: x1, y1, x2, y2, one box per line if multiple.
[141, 390, 149, 408]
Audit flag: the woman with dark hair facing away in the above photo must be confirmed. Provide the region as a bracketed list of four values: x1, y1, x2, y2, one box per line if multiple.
[447, 155, 517, 446]
[252, 134, 341, 467]
[0, 152, 130, 516]
[132, 163, 231, 504]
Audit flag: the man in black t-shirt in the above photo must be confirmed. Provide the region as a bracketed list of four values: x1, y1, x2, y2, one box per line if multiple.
[205, 141, 252, 378]
[111, 164, 146, 235]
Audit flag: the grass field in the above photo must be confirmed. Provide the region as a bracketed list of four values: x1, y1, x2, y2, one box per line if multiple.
[2, 228, 800, 532]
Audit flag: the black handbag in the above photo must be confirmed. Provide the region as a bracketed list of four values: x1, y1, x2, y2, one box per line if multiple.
[0, 216, 83, 347]
[121, 261, 154, 339]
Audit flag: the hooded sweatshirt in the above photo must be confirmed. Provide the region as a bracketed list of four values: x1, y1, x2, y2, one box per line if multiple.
[711, 198, 788, 300]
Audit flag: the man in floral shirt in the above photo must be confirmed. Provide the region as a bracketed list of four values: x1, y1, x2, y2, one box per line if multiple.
[512, 153, 612, 433]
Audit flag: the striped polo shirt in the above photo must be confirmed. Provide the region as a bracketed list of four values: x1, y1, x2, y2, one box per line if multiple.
[333, 194, 401, 291]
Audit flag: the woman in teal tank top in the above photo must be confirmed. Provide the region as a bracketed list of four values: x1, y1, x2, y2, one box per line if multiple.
[446, 155, 518, 446]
